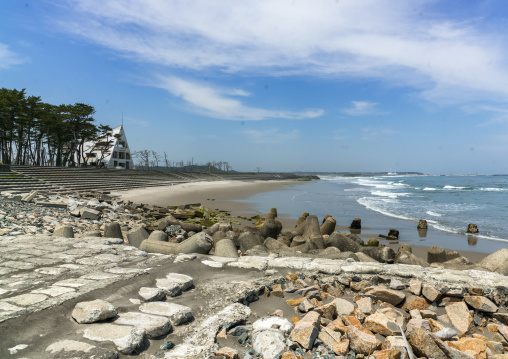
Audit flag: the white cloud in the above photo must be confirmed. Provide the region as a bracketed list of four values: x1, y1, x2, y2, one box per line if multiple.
[158, 76, 324, 121]
[343, 101, 381, 116]
[54, 0, 508, 103]
[244, 128, 299, 144]
[0, 43, 24, 69]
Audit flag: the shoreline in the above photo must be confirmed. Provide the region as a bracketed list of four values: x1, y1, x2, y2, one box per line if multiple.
[112, 179, 492, 263]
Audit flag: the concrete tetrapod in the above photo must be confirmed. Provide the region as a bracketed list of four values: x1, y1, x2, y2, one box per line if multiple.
[103, 222, 123, 239]
[320, 217, 336, 235]
[140, 232, 213, 255]
[260, 219, 282, 239]
[214, 238, 239, 258]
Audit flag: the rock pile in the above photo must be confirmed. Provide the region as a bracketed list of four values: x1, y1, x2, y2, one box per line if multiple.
[211, 272, 508, 359]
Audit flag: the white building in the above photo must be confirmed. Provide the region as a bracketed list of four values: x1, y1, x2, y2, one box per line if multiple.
[78, 125, 132, 169]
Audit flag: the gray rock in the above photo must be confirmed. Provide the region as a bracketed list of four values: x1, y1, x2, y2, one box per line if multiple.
[252, 329, 285, 359]
[113, 312, 172, 338]
[434, 327, 458, 340]
[45, 339, 118, 359]
[138, 287, 165, 302]
[71, 299, 117, 324]
[83, 323, 145, 354]
[252, 316, 294, 335]
[476, 248, 508, 275]
[81, 208, 100, 220]
[139, 302, 193, 326]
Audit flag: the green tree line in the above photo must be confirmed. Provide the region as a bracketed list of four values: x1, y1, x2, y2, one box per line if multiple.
[0, 87, 110, 166]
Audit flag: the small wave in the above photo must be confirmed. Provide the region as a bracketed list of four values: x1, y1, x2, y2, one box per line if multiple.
[371, 191, 409, 198]
[480, 187, 507, 191]
[443, 185, 467, 190]
[426, 211, 443, 217]
[357, 197, 414, 221]
[423, 187, 436, 191]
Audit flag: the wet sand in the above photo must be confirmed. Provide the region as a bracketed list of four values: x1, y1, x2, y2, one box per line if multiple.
[113, 179, 490, 262]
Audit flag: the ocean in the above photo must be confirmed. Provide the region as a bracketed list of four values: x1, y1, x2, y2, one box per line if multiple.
[240, 175, 508, 254]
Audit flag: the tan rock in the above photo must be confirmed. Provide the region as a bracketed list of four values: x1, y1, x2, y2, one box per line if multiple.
[406, 318, 431, 332]
[464, 295, 498, 313]
[332, 298, 355, 316]
[363, 286, 406, 306]
[402, 295, 428, 311]
[407, 327, 447, 359]
[330, 339, 349, 356]
[343, 315, 362, 326]
[364, 312, 401, 336]
[422, 283, 442, 302]
[372, 349, 402, 359]
[497, 325, 508, 342]
[217, 327, 227, 339]
[271, 284, 284, 298]
[318, 326, 342, 347]
[429, 318, 447, 332]
[298, 299, 315, 313]
[281, 352, 303, 359]
[346, 325, 381, 355]
[289, 311, 321, 350]
[286, 297, 307, 306]
[447, 337, 487, 359]
[291, 316, 300, 325]
[410, 309, 422, 319]
[216, 346, 239, 359]
[409, 279, 422, 296]
[356, 296, 373, 315]
[487, 323, 499, 333]
[314, 302, 336, 320]
[493, 313, 508, 325]
[384, 336, 406, 349]
[446, 302, 473, 334]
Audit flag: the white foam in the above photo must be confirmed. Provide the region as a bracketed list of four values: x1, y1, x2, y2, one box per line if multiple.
[426, 211, 443, 217]
[480, 187, 507, 191]
[443, 185, 466, 190]
[423, 187, 436, 191]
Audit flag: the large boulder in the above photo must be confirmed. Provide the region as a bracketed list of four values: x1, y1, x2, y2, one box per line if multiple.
[476, 248, 508, 275]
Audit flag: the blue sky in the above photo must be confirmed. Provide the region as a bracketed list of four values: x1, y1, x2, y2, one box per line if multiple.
[1, 0, 508, 174]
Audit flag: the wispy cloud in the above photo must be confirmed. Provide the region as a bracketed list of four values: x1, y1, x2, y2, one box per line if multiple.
[0, 43, 24, 69]
[54, 0, 508, 103]
[244, 128, 299, 144]
[342, 101, 382, 116]
[361, 127, 398, 141]
[158, 76, 324, 121]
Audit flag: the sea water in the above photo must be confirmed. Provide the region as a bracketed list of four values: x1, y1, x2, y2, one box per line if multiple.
[240, 175, 508, 253]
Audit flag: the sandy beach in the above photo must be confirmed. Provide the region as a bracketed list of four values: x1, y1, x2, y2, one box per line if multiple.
[112, 179, 492, 263]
